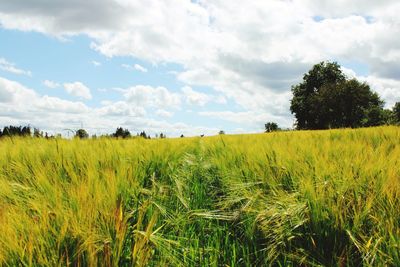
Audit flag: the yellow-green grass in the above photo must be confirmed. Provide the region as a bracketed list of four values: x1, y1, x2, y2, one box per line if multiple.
[0, 126, 399, 266]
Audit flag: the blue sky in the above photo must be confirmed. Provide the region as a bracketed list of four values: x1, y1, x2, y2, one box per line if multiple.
[0, 0, 399, 136]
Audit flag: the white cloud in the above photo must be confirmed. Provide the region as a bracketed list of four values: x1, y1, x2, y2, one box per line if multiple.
[122, 63, 148, 73]
[181, 86, 210, 106]
[181, 86, 226, 106]
[0, 58, 32, 76]
[123, 85, 181, 109]
[134, 64, 148, 73]
[155, 109, 173, 118]
[63, 82, 92, 100]
[121, 64, 131, 70]
[0, 76, 35, 103]
[97, 101, 146, 117]
[92, 60, 101, 67]
[0, 76, 90, 130]
[43, 80, 60, 88]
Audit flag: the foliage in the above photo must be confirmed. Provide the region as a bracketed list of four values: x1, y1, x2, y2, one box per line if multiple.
[393, 102, 400, 124]
[113, 127, 131, 139]
[33, 128, 43, 138]
[0, 125, 31, 137]
[75, 128, 89, 139]
[290, 61, 386, 129]
[0, 126, 399, 266]
[139, 131, 150, 139]
[265, 122, 279, 132]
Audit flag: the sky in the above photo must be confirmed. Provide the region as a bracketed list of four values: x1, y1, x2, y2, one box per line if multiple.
[0, 0, 399, 137]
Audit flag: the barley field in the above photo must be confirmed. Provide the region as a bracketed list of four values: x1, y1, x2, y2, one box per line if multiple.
[0, 126, 399, 266]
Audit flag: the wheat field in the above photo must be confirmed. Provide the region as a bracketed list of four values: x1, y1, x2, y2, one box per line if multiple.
[0, 126, 399, 266]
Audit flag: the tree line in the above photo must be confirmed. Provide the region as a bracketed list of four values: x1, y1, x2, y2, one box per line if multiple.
[0, 126, 163, 140]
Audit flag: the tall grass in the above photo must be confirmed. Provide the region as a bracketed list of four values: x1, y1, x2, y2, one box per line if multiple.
[0, 126, 399, 266]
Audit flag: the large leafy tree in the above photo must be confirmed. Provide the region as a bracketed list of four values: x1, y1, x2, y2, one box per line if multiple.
[290, 62, 345, 129]
[290, 62, 385, 129]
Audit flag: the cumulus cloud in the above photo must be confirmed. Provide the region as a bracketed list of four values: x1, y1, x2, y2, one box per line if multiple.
[97, 101, 146, 117]
[43, 80, 60, 88]
[63, 82, 92, 100]
[123, 85, 181, 109]
[181, 86, 226, 106]
[134, 64, 147, 73]
[155, 109, 173, 118]
[181, 86, 211, 106]
[122, 63, 148, 73]
[92, 60, 101, 67]
[0, 58, 32, 76]
[0, 76, 90, 129]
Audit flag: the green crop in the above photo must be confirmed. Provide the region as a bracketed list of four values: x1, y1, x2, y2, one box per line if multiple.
[0, 126, 399, 266]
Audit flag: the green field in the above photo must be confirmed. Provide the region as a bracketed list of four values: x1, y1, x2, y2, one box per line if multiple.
[0, 127, 399, 266]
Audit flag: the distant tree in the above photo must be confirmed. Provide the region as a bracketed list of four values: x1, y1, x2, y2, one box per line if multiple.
[33, 128, 43, 138]
[180, 134, 184, 138]
[75, 129, 89, 139]
[1, 125, 31, 137]
[21, 126, 31, 136]
[139, 131, 149, 139]
[159, 133, 166, 139]
[219, 130, 225, 135]
[265, 122, 279, 132]
[290, 61, 386, 129]
[393, 102, 400, 124]
[113, 127, 131, 138]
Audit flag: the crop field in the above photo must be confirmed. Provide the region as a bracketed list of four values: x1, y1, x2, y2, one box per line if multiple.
[0, 126, 399, 266]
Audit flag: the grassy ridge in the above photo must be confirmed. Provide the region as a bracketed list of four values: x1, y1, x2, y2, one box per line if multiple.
[0, 127, 399, 266]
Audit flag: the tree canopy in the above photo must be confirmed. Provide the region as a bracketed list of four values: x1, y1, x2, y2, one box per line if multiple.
[0, 126, 31, 137]
[75, 129, 89, 139]
[112, 127, 131, 139]
[393, 102, 400, 124]
[290, 61, 386, 129]
[265, 122, 279, 132]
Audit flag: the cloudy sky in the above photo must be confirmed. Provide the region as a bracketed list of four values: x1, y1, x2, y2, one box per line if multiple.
[0, 0, 399, 136]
